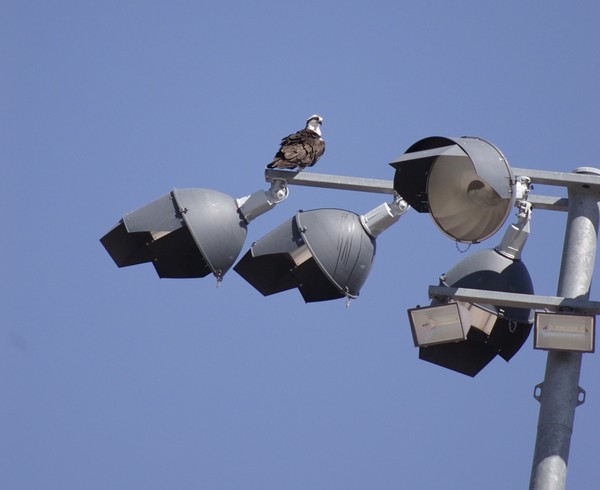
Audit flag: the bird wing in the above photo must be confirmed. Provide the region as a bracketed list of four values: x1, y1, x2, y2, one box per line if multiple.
[277, 129, 325, 167]
[306, 135, 325, 167]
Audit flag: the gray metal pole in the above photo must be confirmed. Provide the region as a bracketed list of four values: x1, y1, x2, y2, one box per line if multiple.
[529, 168, 600, 489]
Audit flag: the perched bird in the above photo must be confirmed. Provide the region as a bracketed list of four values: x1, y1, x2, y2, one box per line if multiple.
[267, 115, 325, 171]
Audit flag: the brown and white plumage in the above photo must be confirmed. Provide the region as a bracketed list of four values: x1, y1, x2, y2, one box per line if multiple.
[266, 115, 325, 171]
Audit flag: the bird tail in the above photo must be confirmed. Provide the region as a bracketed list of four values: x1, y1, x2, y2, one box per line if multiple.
[266, 159, 296, 169]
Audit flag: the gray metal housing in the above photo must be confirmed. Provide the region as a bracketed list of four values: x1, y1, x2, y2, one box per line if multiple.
[421, 248, 534, 376]
[390, 136, 515, 243]
[234, 208, 376, 302]
[100, 188, 247, 279]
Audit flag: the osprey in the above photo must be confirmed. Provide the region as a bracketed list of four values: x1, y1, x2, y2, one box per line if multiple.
[267, 115, 325, 171]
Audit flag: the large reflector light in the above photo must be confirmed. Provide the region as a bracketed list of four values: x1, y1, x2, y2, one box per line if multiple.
[100, 188, 247, 279]
[390, 136, 515, 243]
[234, 208, 376, 302]
[413, 248, 534, 376]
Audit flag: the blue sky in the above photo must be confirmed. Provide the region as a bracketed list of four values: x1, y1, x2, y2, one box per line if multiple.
[3, 1, 600, 489]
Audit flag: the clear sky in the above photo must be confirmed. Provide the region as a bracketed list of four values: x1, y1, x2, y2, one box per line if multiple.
[3, 1, 600, 489]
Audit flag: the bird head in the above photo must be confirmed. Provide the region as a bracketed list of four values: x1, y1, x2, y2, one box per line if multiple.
[306, 114, 323, 136]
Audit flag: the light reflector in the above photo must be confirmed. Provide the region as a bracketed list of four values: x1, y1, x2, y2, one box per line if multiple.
[534, 312, 595, 353]
[390, 136, 515, 244]
[426, 150, 508, 243]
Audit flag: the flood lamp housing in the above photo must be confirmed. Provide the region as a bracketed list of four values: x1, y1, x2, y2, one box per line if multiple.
[415, 247, 534, 376]
[534, 312, 595, 353]
[235, 196, 407, 303]
[100, 188, 247, 280]
[390, 136, 515, 244]
[234, 208, 376, 303]
[408, 303, 468, 347]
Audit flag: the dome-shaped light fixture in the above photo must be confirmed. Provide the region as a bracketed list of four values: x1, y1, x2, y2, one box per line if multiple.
[100, 181, 288, 281]
[235, 209, 375, 302]
[408, 199, 534, 376]
[235, 198, 408, 303]
[411, 248, 534, 376]
[390, 136, 515, 244]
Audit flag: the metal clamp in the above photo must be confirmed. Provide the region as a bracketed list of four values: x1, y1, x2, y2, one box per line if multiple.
[533, 382, 586, 406]
[577, 387, 586, 406]
[533, 382, 543, 403]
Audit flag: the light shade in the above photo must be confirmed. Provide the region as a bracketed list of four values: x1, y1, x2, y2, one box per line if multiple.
[234, 208, 375, 302]
[390, 136, 515, 244]
[408, 303, 468, 347]
[534, 312, 595, 353]
[100, 188, 247, 279]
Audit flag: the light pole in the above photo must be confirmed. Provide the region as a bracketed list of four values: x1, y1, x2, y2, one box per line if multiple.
[529, 168, 600, 490]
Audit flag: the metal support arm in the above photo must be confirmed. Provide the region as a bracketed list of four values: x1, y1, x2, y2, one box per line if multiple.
[427, 285, 600, 315]
[236, 179, 289, 223]
[265, 167, 600, 212]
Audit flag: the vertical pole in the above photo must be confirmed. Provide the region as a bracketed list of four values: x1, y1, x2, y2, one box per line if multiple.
[529, 168, 600, 489]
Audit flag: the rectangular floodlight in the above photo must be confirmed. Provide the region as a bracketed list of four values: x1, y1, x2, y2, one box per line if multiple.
[408, 303, 468, 347]
[534, 312, 595, 353]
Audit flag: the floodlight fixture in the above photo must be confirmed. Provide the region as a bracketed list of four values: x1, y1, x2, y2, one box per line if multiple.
[408, 302, 468, 347]
[234, 196, 408, 303]
[100, 180, 288, 281]
[390, 136, 515, 244]
[534, 312, 595, 353]
[409, 300, 502, 374]
[411, 200, 535, 376]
